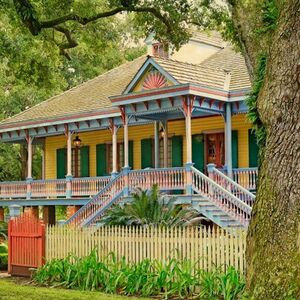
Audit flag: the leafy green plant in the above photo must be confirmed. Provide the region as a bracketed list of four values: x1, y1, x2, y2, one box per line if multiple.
[0, 221, 8, 240]
[33, 250, 245, 299]
[100, 185, 198, 226]
[0, 242, 8, 269]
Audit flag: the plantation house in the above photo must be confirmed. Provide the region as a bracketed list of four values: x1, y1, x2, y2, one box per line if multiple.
[0, 31, 257, 228]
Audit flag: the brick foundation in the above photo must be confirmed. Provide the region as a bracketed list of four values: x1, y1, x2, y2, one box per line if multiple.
[66, 206, 81, 219]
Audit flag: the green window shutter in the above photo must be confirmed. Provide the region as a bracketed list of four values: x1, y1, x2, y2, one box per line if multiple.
[56, 148, 66, 179]
[141, 138, 153, 168]
[248, 129, 259, 167]
[232, 130, 239, 168]
[172, 136, 183, 167]
[96, 144, 107, 176]
[192, 134, 205, 172]
[129, 141, 134, 169]
[80, 146, 89, 177]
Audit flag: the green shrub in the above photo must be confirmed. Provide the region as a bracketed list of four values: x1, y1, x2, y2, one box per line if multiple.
[0, 221, 8, 240]
[0, 242, 8, 269]
[33, 250, 245, 299]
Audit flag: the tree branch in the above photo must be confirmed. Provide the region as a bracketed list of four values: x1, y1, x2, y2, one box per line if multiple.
[53, 26, 78, 60]
[13, 0, 174, 57]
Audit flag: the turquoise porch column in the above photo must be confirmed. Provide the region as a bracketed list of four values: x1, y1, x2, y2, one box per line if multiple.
[225, 102, 233, 178]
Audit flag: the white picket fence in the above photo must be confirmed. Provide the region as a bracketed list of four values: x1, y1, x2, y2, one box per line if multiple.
[46, 225, 247, 273]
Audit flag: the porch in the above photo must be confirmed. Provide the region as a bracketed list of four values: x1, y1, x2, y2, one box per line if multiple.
[0, 166, 257, 201]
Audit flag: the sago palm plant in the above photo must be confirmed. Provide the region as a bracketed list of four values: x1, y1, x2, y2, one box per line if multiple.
[100, 185, 198, 226]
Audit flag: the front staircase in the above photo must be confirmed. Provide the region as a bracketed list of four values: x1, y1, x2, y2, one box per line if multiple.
[66, 167, 255, 228]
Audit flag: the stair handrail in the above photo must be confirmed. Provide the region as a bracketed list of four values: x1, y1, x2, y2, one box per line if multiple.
[210, 167, 255, 207]
[66, 171, 124, 226]
[191, 166, 252, 222]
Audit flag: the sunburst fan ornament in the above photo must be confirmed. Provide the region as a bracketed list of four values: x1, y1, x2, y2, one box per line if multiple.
[143, 72, 167, 90]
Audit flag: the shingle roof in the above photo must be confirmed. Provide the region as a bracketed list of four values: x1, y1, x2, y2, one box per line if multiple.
[0, 44, 251, 130]
[190, 31, 225, 48]
[153, 57, 226, 90]
[0, 56, 147, 127]
[200, 47, 251, 91]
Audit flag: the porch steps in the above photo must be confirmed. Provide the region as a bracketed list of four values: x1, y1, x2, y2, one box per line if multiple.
[191, 198, 244, 228]
[66, 167, 253, 229]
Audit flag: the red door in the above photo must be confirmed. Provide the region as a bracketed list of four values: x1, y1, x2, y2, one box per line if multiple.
[206, 133, 225, 168]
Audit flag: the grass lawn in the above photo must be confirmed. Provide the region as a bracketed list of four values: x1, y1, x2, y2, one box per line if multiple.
[0, 278, 150, 300]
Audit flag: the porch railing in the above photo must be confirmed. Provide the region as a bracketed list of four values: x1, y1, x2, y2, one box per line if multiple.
[0, 176, 111, 199]
[191, 167, 252, 225]
[128, 167, 186, 191]
[0, 181, 27, 198]
[209, 167, 255, 208]
[31, 179, 66, 198]
[232, 168, 258, 191]
[71, 176, 111, 197]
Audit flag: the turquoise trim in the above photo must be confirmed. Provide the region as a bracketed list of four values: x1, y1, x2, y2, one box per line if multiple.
[1, 198, 90, 207]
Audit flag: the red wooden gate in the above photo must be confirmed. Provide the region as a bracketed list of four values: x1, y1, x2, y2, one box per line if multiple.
[8, 214, 45, 276]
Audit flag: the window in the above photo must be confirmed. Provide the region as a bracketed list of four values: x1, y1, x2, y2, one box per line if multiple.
[152, 43, 169, 58]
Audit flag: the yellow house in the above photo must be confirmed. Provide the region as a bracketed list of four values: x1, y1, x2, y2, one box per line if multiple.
[0, 31, 258, 228]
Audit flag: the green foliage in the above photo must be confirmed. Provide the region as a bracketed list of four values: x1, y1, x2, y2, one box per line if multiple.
[0, 221, 8, 240]
[100, 185, 198, 226]
[0, 242, 8, 268]
[33, 249, 245, 299]
[246, 54, 267, 151]
[0, 3, 146, 181]
[256, 0, 279, 34]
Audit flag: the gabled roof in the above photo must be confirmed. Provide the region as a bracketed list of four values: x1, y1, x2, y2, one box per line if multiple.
[200, 47, 251, 91]
[153, 57, 226, 90]
[0, 56, 148, 128]
[190, 31, 225, 48]
[0, 45, 251, 131]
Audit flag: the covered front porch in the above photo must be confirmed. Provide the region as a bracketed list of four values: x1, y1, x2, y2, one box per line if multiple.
[0, 84, 258, 225]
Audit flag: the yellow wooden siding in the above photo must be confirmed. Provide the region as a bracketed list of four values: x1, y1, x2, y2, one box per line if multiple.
[45, 114, 252, 179]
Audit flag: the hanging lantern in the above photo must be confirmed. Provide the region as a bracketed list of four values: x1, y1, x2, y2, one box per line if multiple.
[160, 127, 165, 138]
[73, 135, 82, 147]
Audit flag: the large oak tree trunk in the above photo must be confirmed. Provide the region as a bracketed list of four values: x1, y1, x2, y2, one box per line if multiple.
[233, 1, 300, 298]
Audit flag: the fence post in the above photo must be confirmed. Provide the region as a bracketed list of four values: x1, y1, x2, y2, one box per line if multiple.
[39, 222, 46, 266]
[8, 219, 12, 274]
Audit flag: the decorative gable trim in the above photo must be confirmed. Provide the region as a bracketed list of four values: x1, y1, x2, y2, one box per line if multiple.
[123, 57, 179, 94]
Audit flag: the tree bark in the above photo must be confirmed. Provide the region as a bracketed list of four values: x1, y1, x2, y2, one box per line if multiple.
[233, 1, 300, 298]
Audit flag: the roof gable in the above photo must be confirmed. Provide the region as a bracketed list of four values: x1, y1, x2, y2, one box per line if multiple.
[123, 57, 179, 94]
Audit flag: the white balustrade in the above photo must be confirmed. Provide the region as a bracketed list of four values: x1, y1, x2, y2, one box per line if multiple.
[210, 168, 255, 208]
[67, 174, 125, 226]
[232, 168, 258, 191]
[191, 167, 252, 225]
[71, 176, 111, 197]
[31, 179, 67, 198]
[129, 168, 186, 191]
[0, 181, 27, 198]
